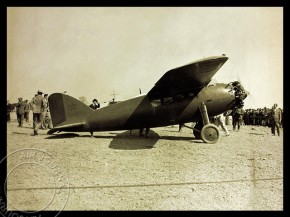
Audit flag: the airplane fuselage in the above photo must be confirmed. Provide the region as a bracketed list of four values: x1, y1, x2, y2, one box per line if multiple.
[81, 83, 235, 132]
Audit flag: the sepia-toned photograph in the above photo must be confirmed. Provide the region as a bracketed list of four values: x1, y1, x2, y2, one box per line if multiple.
[5, 7, 283, 212]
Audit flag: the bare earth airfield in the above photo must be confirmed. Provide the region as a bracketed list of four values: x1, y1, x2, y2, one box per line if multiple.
[7, 113, 283, 210]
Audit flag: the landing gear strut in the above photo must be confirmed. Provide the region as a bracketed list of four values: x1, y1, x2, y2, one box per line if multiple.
[195, 102, 220, 144]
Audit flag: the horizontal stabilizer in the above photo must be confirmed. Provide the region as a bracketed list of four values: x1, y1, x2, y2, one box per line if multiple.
[47, 121, 86, 134]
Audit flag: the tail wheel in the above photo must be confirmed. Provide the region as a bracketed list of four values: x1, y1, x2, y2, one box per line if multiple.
[193, 121, 203, 139]
[200, 124, 220, 144]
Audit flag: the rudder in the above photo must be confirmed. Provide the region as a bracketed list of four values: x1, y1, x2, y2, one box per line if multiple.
[48, 93, 92, 127]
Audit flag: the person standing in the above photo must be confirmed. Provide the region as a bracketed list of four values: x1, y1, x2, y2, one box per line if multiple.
[232, 106, 245, 131]
[32, 90, 44, 135]
[271, 104, 282, 136]
[29, 94, 37, 128]
[89, 99, 100, 137]
[16, 97, 25, 127]
[7, 100, 12, 122]
[24, 100, 30, 122]
[41, 94, 53, 129]
[139, 127, 150, 138]
[89, 99, 100, 110]
[212, 114, 230, 136]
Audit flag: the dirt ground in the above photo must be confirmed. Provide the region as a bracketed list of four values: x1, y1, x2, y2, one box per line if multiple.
[6, 113, 283, 211]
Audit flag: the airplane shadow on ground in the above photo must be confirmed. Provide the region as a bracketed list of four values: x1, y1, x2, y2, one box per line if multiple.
[109, 130, 159, 150]
[109, 130, 203, 150]
[44, 130, 203, 147]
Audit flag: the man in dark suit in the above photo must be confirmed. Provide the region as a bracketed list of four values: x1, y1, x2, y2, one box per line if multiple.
[271, 103, 282, 136]
[232, 106, 245, 131]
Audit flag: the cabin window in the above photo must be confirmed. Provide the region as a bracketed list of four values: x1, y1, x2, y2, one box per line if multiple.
[150, 97, 174, 107]
[151, 99, 161, 107]
[163, 97, 174, 104]
[151, 92, 195, 107]
[176, 94, 185, 100]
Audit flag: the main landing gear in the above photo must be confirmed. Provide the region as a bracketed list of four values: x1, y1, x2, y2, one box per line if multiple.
[193, 102, 220, 144]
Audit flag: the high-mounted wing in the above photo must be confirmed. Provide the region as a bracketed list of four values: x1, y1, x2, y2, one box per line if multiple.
[147, 56, 228, 100]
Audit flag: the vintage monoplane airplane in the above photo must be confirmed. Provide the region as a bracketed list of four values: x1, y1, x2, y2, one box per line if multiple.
[47, 55, 247, 143]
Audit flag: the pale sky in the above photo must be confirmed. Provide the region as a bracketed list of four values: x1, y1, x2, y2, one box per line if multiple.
[7, 7, 283, 109]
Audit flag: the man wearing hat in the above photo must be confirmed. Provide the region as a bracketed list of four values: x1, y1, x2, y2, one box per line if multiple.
[89, 99, 100, 110]
[32, 90, 44, 135]
[16, 97, 25, 127]
[88, 99, 100, 137]
[41, 93, 53, 129]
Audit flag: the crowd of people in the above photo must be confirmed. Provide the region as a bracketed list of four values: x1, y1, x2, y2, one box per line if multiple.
[7, 90, 53, 136]
[242, 107, 283, 128]
[224, 104, 283, 136]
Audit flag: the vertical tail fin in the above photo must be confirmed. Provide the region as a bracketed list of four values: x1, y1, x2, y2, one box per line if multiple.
[48, 93, 92, 127]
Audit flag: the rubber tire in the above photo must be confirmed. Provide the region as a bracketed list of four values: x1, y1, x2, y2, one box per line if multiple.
[200, 124, 220, 144]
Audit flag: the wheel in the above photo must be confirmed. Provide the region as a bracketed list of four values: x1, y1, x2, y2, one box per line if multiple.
[193, 121, 203, 139]
[200, 124, 220, 144]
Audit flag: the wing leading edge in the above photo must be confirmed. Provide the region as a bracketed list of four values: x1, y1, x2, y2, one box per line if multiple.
[147, 56, 228, 100]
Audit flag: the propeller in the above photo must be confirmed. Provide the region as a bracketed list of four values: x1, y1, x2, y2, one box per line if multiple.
[236, 73, 254, 108]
